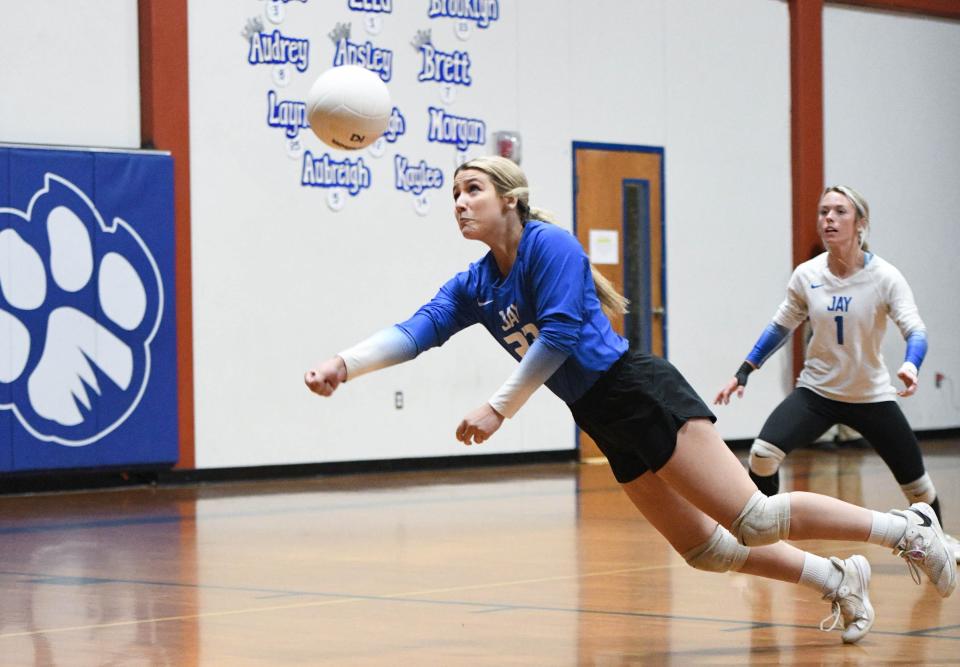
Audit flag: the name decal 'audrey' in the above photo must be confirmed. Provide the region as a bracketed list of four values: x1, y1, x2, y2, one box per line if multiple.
[247, 29, 310, 72]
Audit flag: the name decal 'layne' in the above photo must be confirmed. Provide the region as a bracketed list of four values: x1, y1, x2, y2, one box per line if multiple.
[266, 91, 309, 138]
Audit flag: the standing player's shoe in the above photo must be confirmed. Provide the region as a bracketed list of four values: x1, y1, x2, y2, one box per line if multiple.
[820, 555, 874, 644]
[889, 502, 957, 597]
[944, 533, 960, 564]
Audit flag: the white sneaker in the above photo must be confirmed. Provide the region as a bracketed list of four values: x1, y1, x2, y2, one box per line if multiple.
[889, 502, 958, 598]
[944, 533, 960, 564]
[820, 555, 874, 644]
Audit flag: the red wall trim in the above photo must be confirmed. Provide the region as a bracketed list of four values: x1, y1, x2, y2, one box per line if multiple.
[138, 0, 195, 469]
[829, 0, 960, 20]
[789, 0, 825, 378]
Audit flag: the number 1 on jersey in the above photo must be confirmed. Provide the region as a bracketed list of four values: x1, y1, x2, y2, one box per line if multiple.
[834, 315, 844, 345]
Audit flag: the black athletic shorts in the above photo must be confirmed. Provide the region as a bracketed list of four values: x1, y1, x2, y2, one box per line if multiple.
[569, 351, 716, 484]
[758, 387, 924, 485]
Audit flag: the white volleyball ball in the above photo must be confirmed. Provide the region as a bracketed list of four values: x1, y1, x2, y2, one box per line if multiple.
[305, 65, 392, 150]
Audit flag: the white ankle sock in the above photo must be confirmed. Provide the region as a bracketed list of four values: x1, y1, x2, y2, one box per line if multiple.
[868, 511, 907, 548]
[799, 553, 843, 596]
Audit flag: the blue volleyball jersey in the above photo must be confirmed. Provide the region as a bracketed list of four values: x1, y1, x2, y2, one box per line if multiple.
[396, 220, 628, 404]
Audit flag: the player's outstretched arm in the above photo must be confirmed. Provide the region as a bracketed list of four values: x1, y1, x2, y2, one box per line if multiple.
[305, 325, 419, 399]
[304, 356, 348, 397]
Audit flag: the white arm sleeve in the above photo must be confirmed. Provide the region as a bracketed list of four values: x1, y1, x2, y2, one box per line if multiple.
[771, 269, 808, 331]
[885, 267, 926, 338]
[488, 339, 568, 418]
[338, 326, 418, 381]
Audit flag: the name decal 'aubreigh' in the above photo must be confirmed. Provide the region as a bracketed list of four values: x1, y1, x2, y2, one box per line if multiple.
[301, 152, 372, 195]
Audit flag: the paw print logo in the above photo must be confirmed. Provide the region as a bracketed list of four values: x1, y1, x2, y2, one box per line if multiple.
[0, 174, 163, 446]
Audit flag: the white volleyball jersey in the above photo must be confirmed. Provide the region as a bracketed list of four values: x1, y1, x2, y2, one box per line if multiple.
[771, 252, 925, 403]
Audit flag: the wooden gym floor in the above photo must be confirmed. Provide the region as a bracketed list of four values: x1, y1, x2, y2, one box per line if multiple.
[0, 439, 958, 665]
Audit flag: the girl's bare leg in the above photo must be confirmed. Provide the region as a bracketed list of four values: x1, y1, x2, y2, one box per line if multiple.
[623, 467, 876, 643]
[653, 418, 872, 542]
[623, 470, 805, 583]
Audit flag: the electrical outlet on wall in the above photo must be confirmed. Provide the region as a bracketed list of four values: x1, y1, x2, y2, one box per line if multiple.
[395, 391, 404, 409]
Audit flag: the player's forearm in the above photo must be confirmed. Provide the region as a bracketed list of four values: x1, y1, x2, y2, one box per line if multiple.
[338, 326, 418, 380]
[745, 322, 791, 369]
[903, 330, 928, 372]
[488, 339, 568, 418]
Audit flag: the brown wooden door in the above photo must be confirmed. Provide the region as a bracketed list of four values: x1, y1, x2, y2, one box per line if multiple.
[573, 143, 665, 461]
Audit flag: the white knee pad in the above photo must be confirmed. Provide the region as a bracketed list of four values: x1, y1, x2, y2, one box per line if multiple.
[683, 524, 749, 573]
[901, 472, 936, 505]
[730, 491, 791, 546]
[749, 439, 786, 477]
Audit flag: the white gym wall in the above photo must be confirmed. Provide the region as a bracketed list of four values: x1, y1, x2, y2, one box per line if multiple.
[824, 5, 960, 431]
[0, 0, 141, 149]
[186, 0, 793, 467]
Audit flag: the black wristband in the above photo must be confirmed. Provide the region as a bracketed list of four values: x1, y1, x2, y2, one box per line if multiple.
[735, 361, 755, 387]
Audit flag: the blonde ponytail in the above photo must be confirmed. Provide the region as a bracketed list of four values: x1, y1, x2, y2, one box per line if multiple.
[590, 267, 629, 318]
[527, 205, 629, 318]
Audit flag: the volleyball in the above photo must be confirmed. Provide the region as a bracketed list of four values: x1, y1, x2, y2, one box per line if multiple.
[305, 65, 392, 150]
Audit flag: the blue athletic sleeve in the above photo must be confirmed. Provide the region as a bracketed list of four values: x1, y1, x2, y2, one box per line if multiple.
[525, 229, 587, 353]
[904, 330, 928, 370]
[745, 322, 791, 368]
[395, 274, 477, 353]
